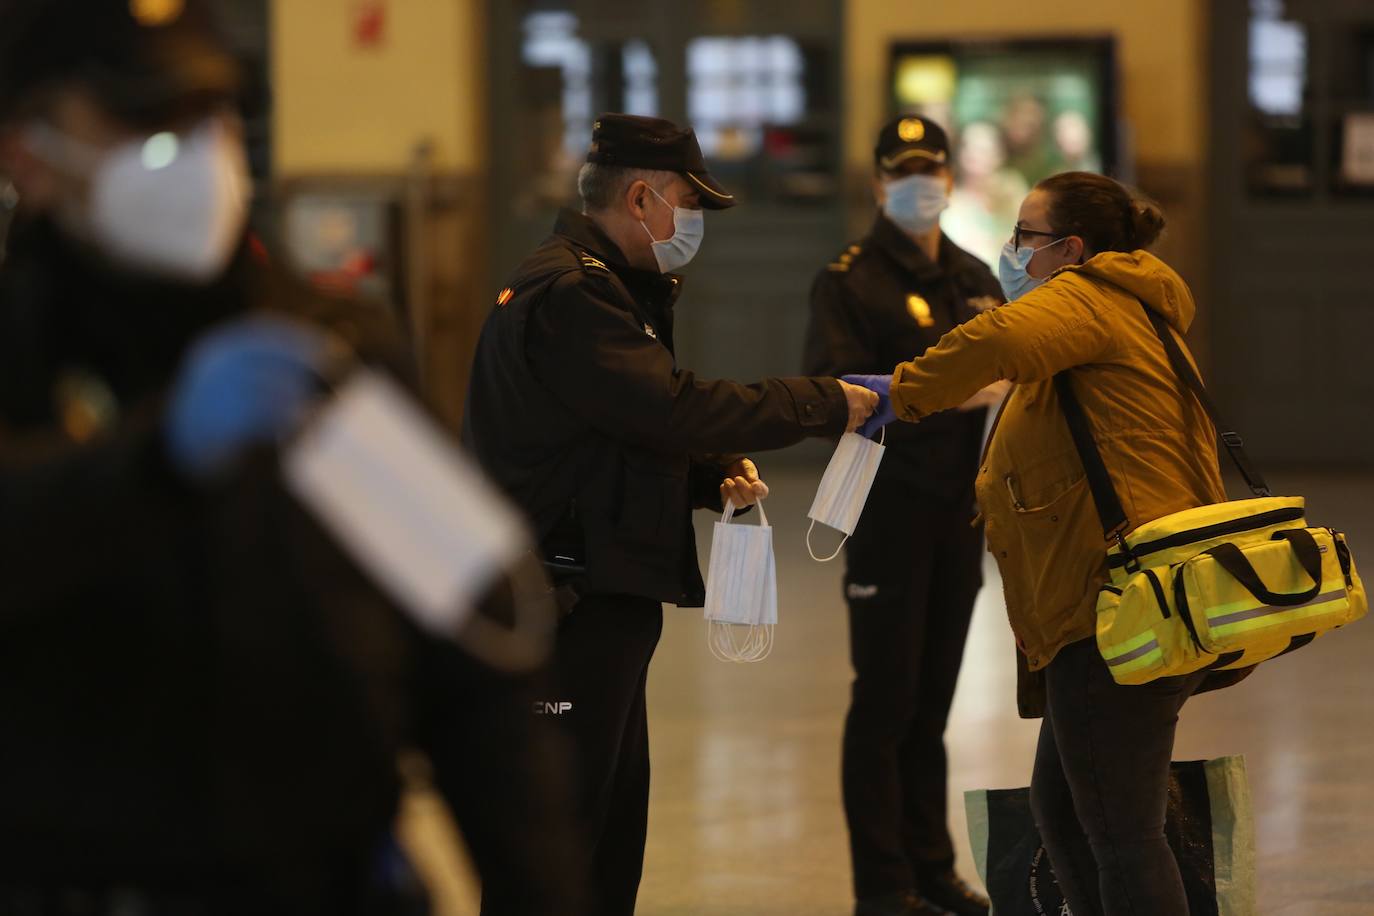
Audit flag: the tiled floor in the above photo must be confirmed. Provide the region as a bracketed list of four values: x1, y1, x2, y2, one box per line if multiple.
[408, 465, 1374, 915]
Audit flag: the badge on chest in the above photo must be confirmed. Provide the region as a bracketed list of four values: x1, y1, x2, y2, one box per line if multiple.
[906, 294, 936, 329]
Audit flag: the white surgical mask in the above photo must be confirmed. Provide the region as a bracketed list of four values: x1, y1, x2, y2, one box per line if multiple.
[807, 430, 886, 562]
[285, 371, 553, 672]
[25, 115, 251, 282]
[882, 173, 949, 235]
[641, 185, 704, 274]
[997, 236, 1067, 302]
[703, 500, 777, 663]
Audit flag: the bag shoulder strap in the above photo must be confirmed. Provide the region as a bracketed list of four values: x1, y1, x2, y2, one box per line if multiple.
[1055, 302, 1272, 547]
[1139, 306, 1271, 498]
[1054, 372, 1130, 540]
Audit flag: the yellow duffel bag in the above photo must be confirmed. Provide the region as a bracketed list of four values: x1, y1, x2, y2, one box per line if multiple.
[1094, 498, 1366, 685]
[1057, 304, 1367, 686]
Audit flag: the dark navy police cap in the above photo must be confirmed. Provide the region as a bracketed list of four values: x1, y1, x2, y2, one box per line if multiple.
[0, 0, 240, 126]
[875, 114, 951, 172]
[587, 113, 736, 210]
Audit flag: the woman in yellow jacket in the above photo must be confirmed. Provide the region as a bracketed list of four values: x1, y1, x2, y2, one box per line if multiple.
[848, 172, 1225, 916]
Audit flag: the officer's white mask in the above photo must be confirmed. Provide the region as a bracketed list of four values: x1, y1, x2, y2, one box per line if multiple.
[882, 173, 949, 235]
[703, 500, 777, 663]
[807, 430, 886, 562]
[640, 184, 704, 274]
[23, 114, 251, 283]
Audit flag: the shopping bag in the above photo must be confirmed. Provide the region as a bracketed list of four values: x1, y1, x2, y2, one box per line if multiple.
[965, 756, 1255, 916]
[703, 500, 777, 662]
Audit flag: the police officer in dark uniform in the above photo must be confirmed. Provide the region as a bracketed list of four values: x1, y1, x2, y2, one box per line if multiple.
[464, 113, 880, 916]
[0, 2, 580, 913]
[804, 116, 1006, 916]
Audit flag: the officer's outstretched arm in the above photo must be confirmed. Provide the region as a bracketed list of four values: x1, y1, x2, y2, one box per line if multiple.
[528, 275, 848, 453]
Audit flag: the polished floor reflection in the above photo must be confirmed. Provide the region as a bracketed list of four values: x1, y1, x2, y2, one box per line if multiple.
[409, 466, 1374, 915]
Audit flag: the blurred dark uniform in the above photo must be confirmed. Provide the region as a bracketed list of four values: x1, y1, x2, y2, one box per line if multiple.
[0, 4, 578, 914]
[464, 115, 853, 916]
[803, 118, 1003, 906]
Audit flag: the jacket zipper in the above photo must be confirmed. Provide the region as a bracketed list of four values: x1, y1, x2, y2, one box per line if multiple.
[1109, 506, 1305, 569]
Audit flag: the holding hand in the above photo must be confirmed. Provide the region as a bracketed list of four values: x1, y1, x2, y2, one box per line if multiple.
[841, 374, 897, 439]
[837, 379, 880, 434]
[721, 457, 770, 509]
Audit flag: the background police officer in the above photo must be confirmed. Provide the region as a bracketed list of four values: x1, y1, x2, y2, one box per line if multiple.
[804, 116, 1006, 916]
[0, 2, 580, 912]
[464, 113, 879, 916]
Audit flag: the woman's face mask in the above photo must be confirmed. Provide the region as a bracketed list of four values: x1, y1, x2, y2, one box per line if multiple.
[640, 184, 704, 274]
[24, 114, 251, 283]
[882, 172, 949, 235]
[997, 235, 1068, 302]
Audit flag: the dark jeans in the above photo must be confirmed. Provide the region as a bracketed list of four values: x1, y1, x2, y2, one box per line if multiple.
[533, 594, 662, 916]
[1029, 638, 1209, 916]
[841, 494, 984, 900]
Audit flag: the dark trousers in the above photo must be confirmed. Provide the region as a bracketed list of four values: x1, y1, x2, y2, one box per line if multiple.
[841, 494, 984, 900]
[1030, 638, 1209, 916]
[542, 594, 663, 916]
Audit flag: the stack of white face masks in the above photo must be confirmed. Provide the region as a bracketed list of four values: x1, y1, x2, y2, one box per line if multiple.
[807, 430, 887, 562]
[703, 500, 778, 663]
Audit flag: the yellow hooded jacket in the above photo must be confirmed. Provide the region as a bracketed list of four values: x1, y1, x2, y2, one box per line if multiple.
[889, 250, 1225, 671]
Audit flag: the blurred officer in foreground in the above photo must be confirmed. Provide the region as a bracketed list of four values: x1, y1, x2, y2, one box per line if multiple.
[464, 113, 879, 915]
[0, 1, 578, 913]
[804, 116, 1005, 916]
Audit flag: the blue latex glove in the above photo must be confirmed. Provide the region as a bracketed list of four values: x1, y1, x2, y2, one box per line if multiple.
[842, 373, 897, 439]
[166, 316, 330, 479]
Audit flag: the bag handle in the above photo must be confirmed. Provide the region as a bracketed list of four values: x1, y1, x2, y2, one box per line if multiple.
[1202, 528, 1324, 607]
[1055, 301, 1272, 558]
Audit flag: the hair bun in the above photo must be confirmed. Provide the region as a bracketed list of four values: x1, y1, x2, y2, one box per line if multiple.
[1129, 198, 1166, 250]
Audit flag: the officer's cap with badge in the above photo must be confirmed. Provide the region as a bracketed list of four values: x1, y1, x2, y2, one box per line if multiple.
[875, 114, 951, 175]
[587, 113, 736, 210]
[0, 0, 240, 127]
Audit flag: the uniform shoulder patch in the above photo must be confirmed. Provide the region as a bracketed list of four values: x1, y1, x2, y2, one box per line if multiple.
[578, 252, 611, 275]
[827, 242, 863, 272]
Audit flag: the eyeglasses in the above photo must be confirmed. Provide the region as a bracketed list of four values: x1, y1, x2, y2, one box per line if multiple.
[1012, 224, 1060, 249]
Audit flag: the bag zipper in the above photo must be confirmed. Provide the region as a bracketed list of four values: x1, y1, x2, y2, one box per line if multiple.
[1109, 506, 1305, 569]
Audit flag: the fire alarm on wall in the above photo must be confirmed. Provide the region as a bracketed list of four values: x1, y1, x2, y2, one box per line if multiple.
[354, 1, 385, 49]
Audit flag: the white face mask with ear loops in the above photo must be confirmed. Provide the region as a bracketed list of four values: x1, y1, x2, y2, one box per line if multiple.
[703, 500, 777, 663]
[807, 430, 887, 562]
[640, 184, 704, 274]
[24, 115, 251, 283]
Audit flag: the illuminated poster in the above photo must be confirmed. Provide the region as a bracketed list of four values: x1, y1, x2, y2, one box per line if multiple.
[890, 40, 1118, 267]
